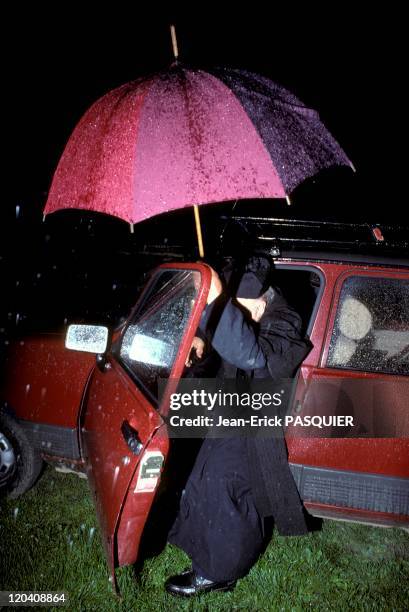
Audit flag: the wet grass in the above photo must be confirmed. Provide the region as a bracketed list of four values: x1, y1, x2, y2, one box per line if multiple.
[1, 466, 408, 611]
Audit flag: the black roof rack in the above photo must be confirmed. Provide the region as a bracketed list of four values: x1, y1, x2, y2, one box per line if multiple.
[219, 216, 409, 258]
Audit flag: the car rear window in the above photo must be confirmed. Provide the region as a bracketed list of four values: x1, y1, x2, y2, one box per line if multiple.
[327, 275, 409, 376]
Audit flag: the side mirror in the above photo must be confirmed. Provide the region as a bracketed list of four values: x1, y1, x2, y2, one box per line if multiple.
[65, 324, 109, 354]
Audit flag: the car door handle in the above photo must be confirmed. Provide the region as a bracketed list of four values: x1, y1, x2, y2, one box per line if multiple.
[121, 420, 143, 455]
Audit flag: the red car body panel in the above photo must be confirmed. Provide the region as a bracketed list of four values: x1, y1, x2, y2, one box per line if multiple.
[116, 424, 169, 566]
[80, 360, 165, 580]
[287, 436, 409, 478]
[3, 334, 95, 427]
[287, 366, 409, 476]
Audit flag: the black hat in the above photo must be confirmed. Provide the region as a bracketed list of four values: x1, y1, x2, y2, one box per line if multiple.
[236, 256, 271, 298]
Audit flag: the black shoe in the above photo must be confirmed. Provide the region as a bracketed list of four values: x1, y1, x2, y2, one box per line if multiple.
[165, 568, 236, 597]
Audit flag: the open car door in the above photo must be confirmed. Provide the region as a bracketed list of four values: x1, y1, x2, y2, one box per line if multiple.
[79, 263, 211, 588]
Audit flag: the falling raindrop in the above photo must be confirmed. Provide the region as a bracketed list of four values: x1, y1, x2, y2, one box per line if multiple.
[16, 205, 20, 218]
[13, 507, 19, 519]
[112, 284, 117, 290]
[41, 387, 47, 398]
[36, 272, 41, 279]
[89, 527, 96, 541]
[112, 466, 120, 490]
[25, 384, 31, 394]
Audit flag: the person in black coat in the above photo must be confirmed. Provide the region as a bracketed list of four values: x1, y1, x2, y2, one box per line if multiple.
[165, 257, 311, 597]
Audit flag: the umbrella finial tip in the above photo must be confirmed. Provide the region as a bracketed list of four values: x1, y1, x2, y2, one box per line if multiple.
[350, 161, 356, 173]
[170, 24, 179, 61]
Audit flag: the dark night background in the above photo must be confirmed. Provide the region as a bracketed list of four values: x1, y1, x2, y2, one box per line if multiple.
[3, 8, 408, 353]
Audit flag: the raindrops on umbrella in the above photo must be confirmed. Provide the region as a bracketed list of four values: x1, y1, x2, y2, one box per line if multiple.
[43, 39, 353, 258]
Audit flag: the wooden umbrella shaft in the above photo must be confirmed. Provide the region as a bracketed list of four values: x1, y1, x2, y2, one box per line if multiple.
[193, 204, 205, 258]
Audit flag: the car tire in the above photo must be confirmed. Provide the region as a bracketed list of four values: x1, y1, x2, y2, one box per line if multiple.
[0, 413, 43, 498]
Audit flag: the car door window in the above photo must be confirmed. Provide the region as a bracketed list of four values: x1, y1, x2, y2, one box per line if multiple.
[115, 269, 201, 401]
[327, 276, 409, 376]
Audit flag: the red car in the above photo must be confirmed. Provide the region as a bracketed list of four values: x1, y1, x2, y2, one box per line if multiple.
[1, 240, 409, 586]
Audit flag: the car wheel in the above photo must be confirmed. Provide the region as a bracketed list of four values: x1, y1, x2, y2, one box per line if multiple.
[0, 413, 43, 498]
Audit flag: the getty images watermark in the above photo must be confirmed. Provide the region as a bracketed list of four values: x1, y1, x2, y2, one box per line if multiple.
[168, 388, 353, 429]
[160, 378, 407, 438]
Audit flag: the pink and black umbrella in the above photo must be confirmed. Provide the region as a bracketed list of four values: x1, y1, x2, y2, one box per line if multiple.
[44, 65, 353, 245]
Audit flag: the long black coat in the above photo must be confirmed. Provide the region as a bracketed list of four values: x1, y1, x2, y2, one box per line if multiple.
[168, 288, 311, 581]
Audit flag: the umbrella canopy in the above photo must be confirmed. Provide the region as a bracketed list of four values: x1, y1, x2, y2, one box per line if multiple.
[44, 66, 352, 225]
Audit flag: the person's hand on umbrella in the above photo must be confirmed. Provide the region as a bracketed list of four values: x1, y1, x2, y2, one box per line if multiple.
[185, 336, 206, 367]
